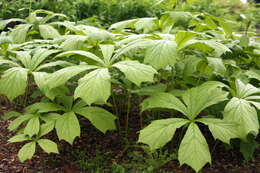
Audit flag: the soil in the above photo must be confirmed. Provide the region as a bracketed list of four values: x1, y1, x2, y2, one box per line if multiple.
[1, 103, 260, 173]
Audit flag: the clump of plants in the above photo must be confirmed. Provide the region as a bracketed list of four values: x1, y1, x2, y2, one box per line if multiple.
[0, 9, 260, 172]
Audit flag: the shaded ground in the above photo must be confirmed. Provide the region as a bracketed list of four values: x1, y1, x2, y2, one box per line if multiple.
[1, 107, 260, 173]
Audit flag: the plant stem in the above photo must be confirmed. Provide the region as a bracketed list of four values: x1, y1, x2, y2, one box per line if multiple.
[111, 88, 121, 132]
[125, 92, 131, 135]
[138, 95, 143, 129]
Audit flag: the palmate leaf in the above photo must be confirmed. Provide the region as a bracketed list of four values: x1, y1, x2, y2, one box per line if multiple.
[25, 102, 64, 113]
[46, 65, 97, 89]
[235, 80, 260, 99]
[24, 116, 40, 137]
[59, 35, 87, 51]
[8, 114, 35, 131]
[141, 92, 187, 114]
[112, 60, 157, 86]
[10, 24, 32, 43]
[37, 139, 59, 154]
[18, 142, 36, 162]
[75, 107, 117, 133]
[75, 68, 111, 105]
[178, 123, 211, 173]
[197, 118, 239, 144]
[182, 82, 228, 120]
[56, 50, 104, 65]
[175, 31, 197, 49]
[39, 24, 61, 39]
[100, 44, 114, 65]
[55, 112, 80, 144]
[138, 118, 189, 150]
[183, 40, 230, 57]
[224, 97, 259, 139]
[0, 67, 28, 100]
[144, 40, 178, 70]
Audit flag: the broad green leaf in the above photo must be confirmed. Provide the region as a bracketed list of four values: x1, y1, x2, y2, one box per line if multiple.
[246, 69, 260, 81]
[109, 19, 138, 30]
[47, 65, 97, 89]
[56, 50, 104, 65]
[33, 72, 61, 100]
[182, 82, 228, 119]
[141, 92, 187, 115]
[26, 102, 64, 113]
[39, 24, 61, 39]
[0, 67, 28, 100]
[39, 122, 55, 137]
[30, 49, 60, 71]
[224, 97, 259, 139]
[240, 136, 259, 161]
[75, 107, 117, 133]
[2, 111, 21, 120]
[207, 57, 226, 75]
[113, 60, 157, 86]
[175, 31, 197, 49]
[10, 24, 32, 43]
[8, 114, 35, 131]
[60, 35, 87, 51]
[113, 39, 153, 61]
[145, 40, 178, 69]
[24, 116, 40, 137]
[183, 40, 230, 57]
[100, 44, 114, 65]
[134, 18, 158, 33]
[0, 59, 19, 67]
[75, 68, 111, 105]
[197, 118, 238, 144]
[38, 139, 59, 154]
[18, 142, 36, 162]
[131, 84, 167, 95]
[35, 60, 73, 71]
[178, 123, 211, 172]
[55, 112, 80, 144]
[8, 134, 28, 143]
[138, 118, 189, 150]
[235, 80, 260, 99]
[15, 51, 31, 68]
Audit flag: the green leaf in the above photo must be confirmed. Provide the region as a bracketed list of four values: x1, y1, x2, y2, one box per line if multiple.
[2, 111, 21, 120]
[39, 122, 55, 137]
[246, 69, 260, 81]
[75, 107, 117, 133]
[197, 118, 238, 144]
[100, 44, 114, 64]
[138, 118, 189, 150]
[240, 136, 259, 161]
[175, 31, 197, 49]
[224, 97, 259, 139]
[75, 68, 111, 105]
[39, 24, 61, 39]
[141, 92, 187, 114]
[30, 49, 60, 71]
[131, 84, 167, 95]
[178, 123, 211, 172]
[38, 139, 59, 154]
[18, 142, 36, 162]
[47, 65, 97, 89]
[182, 82, 228, 119]
[0, 67, 28, 100]
[26, 102, 64, 113]
[145, 40, 178, 69]
[235, 80, 260, 99]
[10, 24, 32, 43]
[113, 60, 157, 86]
[24, 116, 40, 137]
[207, 57, 226, 75]
[183, 40, 230, 57]
[56, 50, 104, 65]
[8, 114, 35, 131]
[8, 134, 28, 143]
[60, 35, 87, 51]
[55, 112, 80, 144]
